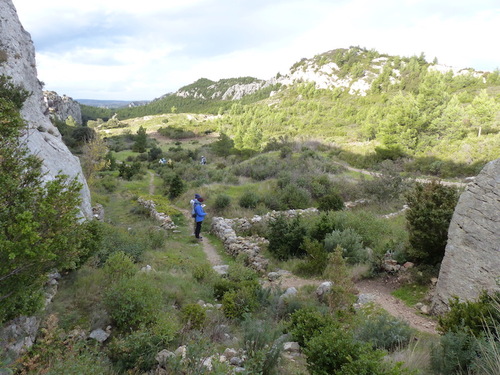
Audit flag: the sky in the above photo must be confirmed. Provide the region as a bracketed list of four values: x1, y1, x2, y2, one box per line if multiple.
[13, 0, 500, 101]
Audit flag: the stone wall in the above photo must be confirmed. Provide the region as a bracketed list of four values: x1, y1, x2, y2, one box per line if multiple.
[211, 208, 319, 273]
[432, 158, 500, 313]
[0, 0, 91, 218]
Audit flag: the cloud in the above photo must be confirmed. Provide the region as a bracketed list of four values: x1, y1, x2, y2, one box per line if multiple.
[13, 0, 500, 100]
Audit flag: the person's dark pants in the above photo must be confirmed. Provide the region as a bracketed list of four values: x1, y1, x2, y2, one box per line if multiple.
[195, 221, 203, 238]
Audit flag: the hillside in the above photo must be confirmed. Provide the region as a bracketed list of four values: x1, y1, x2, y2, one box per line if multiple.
[80, 47, 500, 178]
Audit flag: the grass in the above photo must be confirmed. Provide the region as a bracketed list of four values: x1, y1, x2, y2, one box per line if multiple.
[391, 284, 429, 307]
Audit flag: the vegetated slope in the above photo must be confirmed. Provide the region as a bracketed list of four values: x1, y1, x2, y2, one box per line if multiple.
[81, 46, 500, 178]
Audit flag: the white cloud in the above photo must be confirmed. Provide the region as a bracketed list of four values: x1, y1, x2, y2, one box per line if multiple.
[12, 0, 500, 100]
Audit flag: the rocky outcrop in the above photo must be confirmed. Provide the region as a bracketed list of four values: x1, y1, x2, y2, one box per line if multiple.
[43, 90, 82, 125]
[0, 0, 91, 218]
[432, 158, 500, 314]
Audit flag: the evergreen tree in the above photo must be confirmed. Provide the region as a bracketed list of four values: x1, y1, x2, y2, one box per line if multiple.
[0, 83, 96, 323]
[133, 126, 148, 153]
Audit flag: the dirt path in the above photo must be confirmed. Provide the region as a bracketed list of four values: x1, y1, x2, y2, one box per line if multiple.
[148, 172, 155, 195]
[355, 278, 438, 334]
[333, 161, 467, 188]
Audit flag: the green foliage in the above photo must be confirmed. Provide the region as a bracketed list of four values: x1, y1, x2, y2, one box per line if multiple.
[0, 90, 98, 323]
[430, 330, 479, 375]
[239, 190, 260, 208]
[118, 161, 142, 180]
[241, 318, 284, 375]
[181, 303, 207, 330]
[168, 173, 185, 198]
[318, 192, 344, 211]
[222, 285, 259, 319]
[132, 126, 148, 153]
[355, 312, 413, 351]
[107, 329, 162, 372]
[267, 215, 308, 260]
[104, 273, 163, 331]
[438, 291, 500, 337]
[96, 224, 151, 264]
[158, 125, 196, 139]
[288, 307, 336, 346]
[324, 228, 367, 264]
[213, 194, 231, 211]
[102, 251, 136, 283]
[294, 238, 329, 276]
[404, 182, 459, 265]
[0, 75, 31, 109]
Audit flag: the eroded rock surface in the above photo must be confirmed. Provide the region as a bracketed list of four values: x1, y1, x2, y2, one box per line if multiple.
[432, 158, 500, 313]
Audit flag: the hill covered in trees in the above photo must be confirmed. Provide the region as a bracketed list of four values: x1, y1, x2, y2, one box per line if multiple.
[82, 47, 500, 178]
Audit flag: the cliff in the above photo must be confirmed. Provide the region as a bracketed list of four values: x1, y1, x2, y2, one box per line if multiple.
[43, 90, 83, 125]
[432, 158, 500, 313]
[0, 0, 91, 218]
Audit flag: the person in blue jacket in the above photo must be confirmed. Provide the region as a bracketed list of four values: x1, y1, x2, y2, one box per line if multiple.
[193, 196, 207, 240]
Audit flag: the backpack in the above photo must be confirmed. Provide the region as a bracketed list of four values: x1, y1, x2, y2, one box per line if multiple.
[190, 199, 197, 218]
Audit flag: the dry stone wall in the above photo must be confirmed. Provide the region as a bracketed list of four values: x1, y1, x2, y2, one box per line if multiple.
[211, 208, 318, 273]
[432, 158, 500, 313]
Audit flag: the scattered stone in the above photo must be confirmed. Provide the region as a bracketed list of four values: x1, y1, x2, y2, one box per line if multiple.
[140, 264, 153, 272]
[156, 349, 175, 367]
[230, 357, 244, 366]
[213, 265, 229, 275]
[175, 345, 187, 358]
[223, 348, 238, 359]
[267, 272, 280, 281]
[283, 342, 300, 353]
[316, 281, 333, 300]
[403, 262, 414, 269]
[88, 328, 110, 343]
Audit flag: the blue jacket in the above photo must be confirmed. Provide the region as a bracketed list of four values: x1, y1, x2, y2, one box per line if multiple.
[194, 202, 207, 222]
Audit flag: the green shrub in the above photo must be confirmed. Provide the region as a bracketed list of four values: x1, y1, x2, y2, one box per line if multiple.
[222, 286, 258, 319]
[324, 228, 367, 264]
[102, 251, 136, 283]
[192, 263, 215, 283]
[181, 303, 207, 330]
[438, 291, 500, 337]
[355, 312, 413, 351]
[430, 330, 479, 375]
[104, 274, 163, 331]
[213, 278, 237, 300]
[214, 194, 231, 211]
[107, 330, 162, 373]
[239, 190, 260, 208]
[280, 183, 312, 209]
[405, 181, 459, 265]
[317, 192, 344, 211]
[294, 238, 328, 276]
[267, 215, 307, 260]
[96, 224, 150, 264]
[242, 318, 284, 375]
[288, 307, 336, 346]
[152, 312, 180, 345]
[304, 325, 409, 375]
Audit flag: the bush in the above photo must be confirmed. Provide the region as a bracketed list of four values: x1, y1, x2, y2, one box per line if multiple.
[430, 330, 479, 375]
[267, 215, 307, 260]
[242, 318, 284, 375]
[222, 286, 259, 319]
[104, 274, 163, 331]
[317, 192, 344, 211]
[280, 183, 311, 209]
[324, 228, 367, 264]
[294, 238, 328, 276]
[355, 312, 413, 351]
[288, 307, 336, 346]
[405, 181, 459, 265]
[181, 303, 207, 330]
[214, 194, 231, 211]
[102, 251, 136, 283]
[107, 330, 162, 372]
[239, 190, 260, 208]
[438, 291, 500, 337]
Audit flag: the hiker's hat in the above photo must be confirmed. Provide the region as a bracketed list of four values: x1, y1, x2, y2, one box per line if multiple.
[195, 194, 201, 199]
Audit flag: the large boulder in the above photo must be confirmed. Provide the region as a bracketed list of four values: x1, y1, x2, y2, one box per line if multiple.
[432, 158, 500, 314]
[0, 0, 91, 218]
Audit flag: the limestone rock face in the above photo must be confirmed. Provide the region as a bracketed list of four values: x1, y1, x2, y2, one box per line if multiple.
[43, 90, 83, 125]
[432, 158, 500, 314]
[0, 0, 91, 218]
